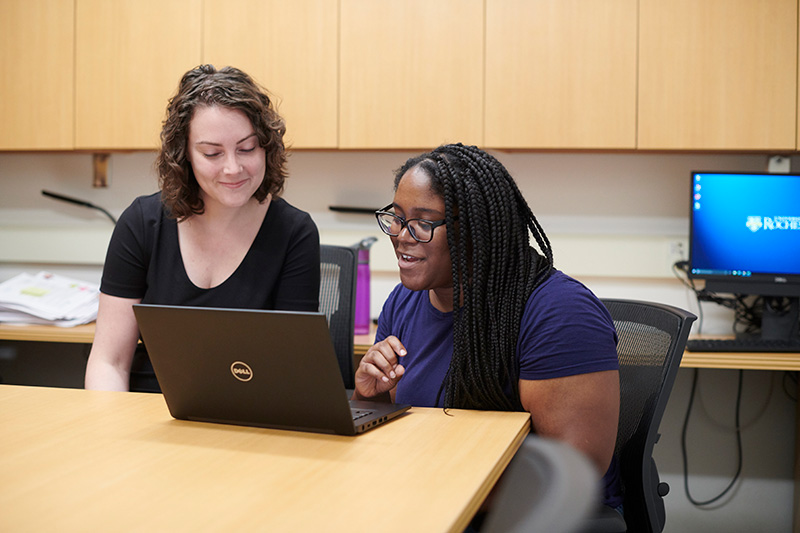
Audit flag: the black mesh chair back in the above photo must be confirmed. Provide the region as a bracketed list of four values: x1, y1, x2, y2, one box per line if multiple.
[319, 244, 358, 389]
[600, 299, 696, 533]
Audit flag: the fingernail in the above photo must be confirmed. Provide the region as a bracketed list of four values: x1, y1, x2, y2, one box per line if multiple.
[390, 371, 396, 379]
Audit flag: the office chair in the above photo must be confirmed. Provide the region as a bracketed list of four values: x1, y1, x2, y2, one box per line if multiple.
[319, 244, 359, 389]
[583, 299, 697, 533]
[482, 435, 599, 533]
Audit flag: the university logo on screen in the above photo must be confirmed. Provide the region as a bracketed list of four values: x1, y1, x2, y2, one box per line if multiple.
[746, 215, 800, 233]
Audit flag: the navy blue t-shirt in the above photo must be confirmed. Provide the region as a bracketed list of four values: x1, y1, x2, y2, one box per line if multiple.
[375, 269, 622, 508]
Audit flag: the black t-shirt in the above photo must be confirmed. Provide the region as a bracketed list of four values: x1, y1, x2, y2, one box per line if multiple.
[100, 192, 320, 312]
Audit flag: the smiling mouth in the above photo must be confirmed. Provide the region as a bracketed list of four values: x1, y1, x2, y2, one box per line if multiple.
[220, 179, 248, 189]
[399, 253, 422, 266]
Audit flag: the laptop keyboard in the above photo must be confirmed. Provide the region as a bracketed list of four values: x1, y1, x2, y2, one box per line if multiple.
[351, 408, 374, 421]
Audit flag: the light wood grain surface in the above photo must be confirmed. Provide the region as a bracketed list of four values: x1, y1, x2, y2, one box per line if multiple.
[0, 385, 529, 532]
[3, 323, 800, 372]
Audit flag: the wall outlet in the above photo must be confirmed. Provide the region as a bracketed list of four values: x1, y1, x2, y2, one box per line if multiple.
[668, 240, 687, 263]
[768, 155, 791, 173]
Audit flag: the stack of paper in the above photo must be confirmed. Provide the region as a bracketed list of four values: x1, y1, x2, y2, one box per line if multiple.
[0, 271, 99, 327]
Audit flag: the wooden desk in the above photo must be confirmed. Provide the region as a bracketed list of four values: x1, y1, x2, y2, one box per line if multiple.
[0, 321, 377, 356]
[4, 323, 799, 371]
[0, 322, 95, 343]
[0, 385, 530, 532]
[681, 345, 800, 372]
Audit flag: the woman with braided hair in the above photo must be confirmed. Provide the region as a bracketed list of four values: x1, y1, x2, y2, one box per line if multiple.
[354, 143, 622, 514]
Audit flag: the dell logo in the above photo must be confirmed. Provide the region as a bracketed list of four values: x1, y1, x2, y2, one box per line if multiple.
[230, 361, 253, 382]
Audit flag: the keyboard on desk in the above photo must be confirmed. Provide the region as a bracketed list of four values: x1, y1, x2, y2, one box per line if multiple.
[687, 338, 800, 353]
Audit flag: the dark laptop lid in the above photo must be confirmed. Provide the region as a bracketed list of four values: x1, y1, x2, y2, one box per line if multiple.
[132, 304, 408, 435]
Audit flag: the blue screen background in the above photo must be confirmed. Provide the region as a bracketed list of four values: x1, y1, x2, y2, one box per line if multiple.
[690, 172, 800, 276]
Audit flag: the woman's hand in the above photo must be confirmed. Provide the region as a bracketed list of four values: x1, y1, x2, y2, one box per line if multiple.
[353, 335, 407, 400]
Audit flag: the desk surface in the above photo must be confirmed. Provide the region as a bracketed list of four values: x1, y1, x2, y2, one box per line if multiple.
[3, 322, 799, 371]
[0, 322, 96, 343]
[0, 385, 529, 532]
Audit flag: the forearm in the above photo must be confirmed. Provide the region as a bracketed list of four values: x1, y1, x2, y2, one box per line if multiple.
[84, 354, 130, 391]
[85, 293, 141, 391]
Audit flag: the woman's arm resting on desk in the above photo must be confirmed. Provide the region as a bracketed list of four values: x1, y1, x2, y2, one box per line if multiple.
[520, 370, 620, 475]
[84, 293, 142, 391]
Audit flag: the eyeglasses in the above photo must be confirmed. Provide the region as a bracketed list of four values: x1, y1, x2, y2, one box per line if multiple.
[375, 203, 447, 243]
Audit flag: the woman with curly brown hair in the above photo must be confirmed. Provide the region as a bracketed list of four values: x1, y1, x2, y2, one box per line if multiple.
[85, 65, 320, 392]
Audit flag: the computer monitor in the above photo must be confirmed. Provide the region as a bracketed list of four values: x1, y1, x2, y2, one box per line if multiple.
[688, 171, 800, 340]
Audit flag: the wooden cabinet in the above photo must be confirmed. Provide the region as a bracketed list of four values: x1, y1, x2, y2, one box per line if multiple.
[638, 0, 797, 151]
[74, 0, 202, 150]
[0, 0, 74, 150]
[203, 0, 338, 149]
[3, 0, 800, 152]
[485, 0, 637, 149]
[339, 0, 483, 149]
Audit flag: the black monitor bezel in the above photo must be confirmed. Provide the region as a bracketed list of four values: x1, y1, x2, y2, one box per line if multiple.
[688, 170, 800, 298]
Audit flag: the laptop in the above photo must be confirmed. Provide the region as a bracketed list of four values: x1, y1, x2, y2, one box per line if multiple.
[132, 304, 410, 435]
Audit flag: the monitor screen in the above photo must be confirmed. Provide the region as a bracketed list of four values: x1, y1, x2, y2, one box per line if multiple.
[689, 171, 800, 298]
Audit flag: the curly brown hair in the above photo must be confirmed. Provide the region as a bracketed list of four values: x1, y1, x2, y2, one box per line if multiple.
[156, 65, 288, 219]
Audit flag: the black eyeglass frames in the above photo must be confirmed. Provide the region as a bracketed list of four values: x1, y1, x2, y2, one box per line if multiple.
[374, 204, 447, 243]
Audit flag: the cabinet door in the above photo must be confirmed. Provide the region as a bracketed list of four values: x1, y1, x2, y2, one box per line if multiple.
[485, 0, 637, 149]
[203, 0, 337, 149]
[75, 0, 202, 150]
[339, 0, 483, 149]
[639, 0, 797, 151]
[0, 0, 74, 150]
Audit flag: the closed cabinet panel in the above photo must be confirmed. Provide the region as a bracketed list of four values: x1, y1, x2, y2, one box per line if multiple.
[75, 0, 202, 150]
[0, 0, 74, 150]
[639, 0, 797, 151]
[339, 0, 483, 149]
[485, 0, 637, 149]
[203, 0, 338, 149]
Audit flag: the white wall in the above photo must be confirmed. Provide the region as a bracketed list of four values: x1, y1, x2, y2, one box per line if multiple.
[0, 150, 796, 531]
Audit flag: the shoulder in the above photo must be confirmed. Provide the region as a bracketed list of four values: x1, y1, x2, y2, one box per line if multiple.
[525, 270, 611, 324]
[517, 270, 618, 379]
[118, 192, 166, 226]
[267, 197, 318, 238]
[269, 197, 314, 224]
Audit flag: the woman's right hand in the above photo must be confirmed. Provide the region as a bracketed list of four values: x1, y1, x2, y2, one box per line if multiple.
[353, 335, 407, 400]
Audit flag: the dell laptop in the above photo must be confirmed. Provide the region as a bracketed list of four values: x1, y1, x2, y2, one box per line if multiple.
[132, 304, 410, 435]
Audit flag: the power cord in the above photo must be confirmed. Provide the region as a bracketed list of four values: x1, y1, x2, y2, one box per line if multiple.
[681, 368, 744, 506]
[673, 260, 799, 507]
[673, 260, 745, 506]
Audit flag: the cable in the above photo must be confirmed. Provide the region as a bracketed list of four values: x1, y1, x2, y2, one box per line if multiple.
[670, 260, 777, 337]
[681, 368, 744, 506]
[783, 371, 798, 402]
[672, 260, 706, 332]
[41, 190, 117, 224]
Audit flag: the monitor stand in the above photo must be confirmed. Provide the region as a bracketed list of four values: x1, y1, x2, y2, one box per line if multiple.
[756, 296, 800, 341]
